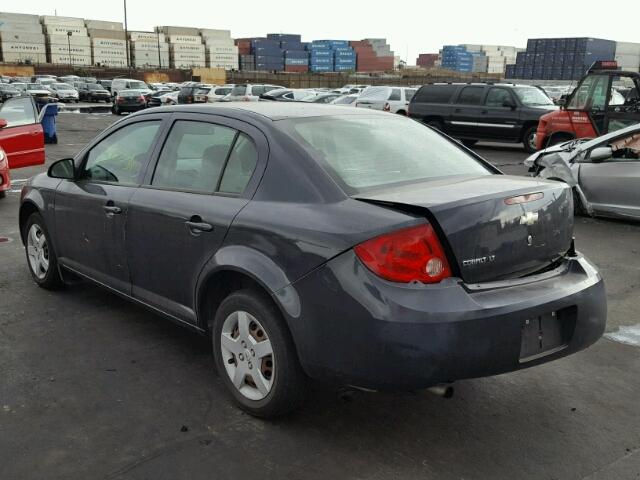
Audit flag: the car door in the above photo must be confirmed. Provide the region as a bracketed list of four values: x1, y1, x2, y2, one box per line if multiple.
[54, 118, 164, 293]
[479, 87, 520, 141]
[446, 86, 487, 138]
[0, 96, 45, 169]
[126, 113, 265, 324]
[578, 132, 640, 217]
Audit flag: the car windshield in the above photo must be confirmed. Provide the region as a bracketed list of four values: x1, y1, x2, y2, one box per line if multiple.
[53, 83, 73, 90]
[121, 90, 144, 97]
[514, 87, 554, 106]
[129, 81, 147, 89]
[27, 84, 43, 89]
[87, 84, 102, 90]
[230, 85, 247, 96]
[282, 115, 492, 193]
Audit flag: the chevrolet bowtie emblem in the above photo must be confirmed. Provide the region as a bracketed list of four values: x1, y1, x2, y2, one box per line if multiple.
[519, 211, 539, 226]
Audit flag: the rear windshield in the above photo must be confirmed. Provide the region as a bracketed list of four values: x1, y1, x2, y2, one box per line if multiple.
[282, 115, 491, 193]
[128, 81, 147, 89]
[231, 85, 247, 96]
[413, 85, 457, 104]
[358, 87, 391, 101]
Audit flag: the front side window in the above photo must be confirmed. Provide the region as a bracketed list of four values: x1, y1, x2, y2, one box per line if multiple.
[568, 75, 609, 111]
[457, 87, 485, 105]
[0, 97, 36, 127]
[284, 115, 491, 193]
[513, 87, 554, 107]
[607, 132, 640, 161]
[82, 121, 161, 184]
[151, 120, 237, 193]
[485, 88, 513, 107]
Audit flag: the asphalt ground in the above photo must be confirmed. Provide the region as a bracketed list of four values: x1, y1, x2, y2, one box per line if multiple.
[1, 112, 639, 480]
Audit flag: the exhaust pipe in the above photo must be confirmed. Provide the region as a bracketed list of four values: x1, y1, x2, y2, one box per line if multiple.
[427, 384, 454, 398]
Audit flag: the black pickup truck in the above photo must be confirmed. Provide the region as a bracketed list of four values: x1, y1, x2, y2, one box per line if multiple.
[407, 83, 558, 152]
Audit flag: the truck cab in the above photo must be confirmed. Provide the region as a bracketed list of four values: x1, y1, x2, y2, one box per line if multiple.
[536, 61, 640, 149]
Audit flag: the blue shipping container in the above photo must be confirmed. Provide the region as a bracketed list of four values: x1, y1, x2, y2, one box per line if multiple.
[284, 58, 308, 66]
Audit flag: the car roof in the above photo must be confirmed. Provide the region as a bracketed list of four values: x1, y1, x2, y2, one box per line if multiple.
[138, 102, 388, 121]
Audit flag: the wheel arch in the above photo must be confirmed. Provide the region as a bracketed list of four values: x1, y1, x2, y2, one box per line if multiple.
[519, 120, 540, 141]
[546, 131, 576, 147]
[19, 200, 42, 245]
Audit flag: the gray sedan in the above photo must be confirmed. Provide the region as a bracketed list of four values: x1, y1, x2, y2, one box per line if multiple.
[526, 123, 640, 220]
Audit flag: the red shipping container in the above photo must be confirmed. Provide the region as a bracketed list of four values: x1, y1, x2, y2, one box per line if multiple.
[284, 65, 309, 73]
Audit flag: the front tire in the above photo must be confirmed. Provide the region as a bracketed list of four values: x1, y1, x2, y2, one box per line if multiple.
[24, 213, 63, 289]
[523, 126, 538, 153]
[212, 289, 307, 417]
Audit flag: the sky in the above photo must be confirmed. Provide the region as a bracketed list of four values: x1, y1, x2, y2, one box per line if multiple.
[3, 1, 638, 64]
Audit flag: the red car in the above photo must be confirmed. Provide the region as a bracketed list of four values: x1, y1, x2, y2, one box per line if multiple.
[0, 96, 46, 197]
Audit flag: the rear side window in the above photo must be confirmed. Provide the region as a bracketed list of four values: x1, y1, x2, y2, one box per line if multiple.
[219, 134, 258, 194]
[405, 89, 416, 101]
[413, 85, 457, 104]
[152, 120, 237, 194]
[251, 86, 266, 96]
[389, 89, 401, 101]
[457, 87, 485, 105]
[230, 85, 247, 96]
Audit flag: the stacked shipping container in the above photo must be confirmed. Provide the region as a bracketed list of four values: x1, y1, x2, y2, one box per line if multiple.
[0, 13, 47, 64]
[43, 16, 91, 66]
[416, 53, 439, 68]
[614, 42, 640, 72]
[350, 40, 393, 72]
[157, 26, 206, 68]
[202, 29, 238, 70]
[268, 34, 307, 73]
[89, 22, 127, 68]
[130, 31, 169, 69]
[507, 37, 617, 80]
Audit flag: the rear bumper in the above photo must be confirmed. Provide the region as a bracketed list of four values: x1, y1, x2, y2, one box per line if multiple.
[286, 251, 606, 390]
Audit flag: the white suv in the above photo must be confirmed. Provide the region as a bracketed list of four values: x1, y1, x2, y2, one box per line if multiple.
[223, 84, 285, 102]
[355, 86, 416, 115]
[205, 85, 235, 102]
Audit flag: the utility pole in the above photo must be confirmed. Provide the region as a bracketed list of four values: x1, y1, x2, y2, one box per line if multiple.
[157, 30, 162, 69]
[123, 0, 130, 68]
[67, 31, 73, 69]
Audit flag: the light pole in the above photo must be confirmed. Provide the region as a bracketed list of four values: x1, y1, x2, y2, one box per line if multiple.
[67, 31, 73, 69]
[157, 29, 162, 69]
[123, 0, 130, 68]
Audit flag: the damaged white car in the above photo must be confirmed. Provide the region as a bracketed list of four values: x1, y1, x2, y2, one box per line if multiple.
[525, 123, 640, 220]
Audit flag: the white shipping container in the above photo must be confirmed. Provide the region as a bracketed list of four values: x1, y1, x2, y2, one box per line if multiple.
[200, 29, 231, 40]
[208, 61, 238, 70]
[170, 43, 205, 54]
[132, 41, 169, 52]
[84, 19, 123, 31]
[49, 53, 92, 65]
[47, 34, 91, 47]
[1, 52, 47, 63]
[48, 44, 91, 56]
[0, 12, 40, 23]
[93, 47, 127, 58]
[132, 50, 170, 67]
[204, 38, 235, 47]
[206, 45, 238, 55]
[0, 22, 43, 33]
[45, 25, 88, 36]
[92, 38, 126, 48]
[1, 42, 46, 54]
[615, 42, 640, 56]
[0, 31, 45, 43]
[208, 53, 237, 63]
[93, 56, 128, 67]
[160, 26, 199, 36]
[130, 31, 166, 42]
[615, 54, 640, 68]
[41, 15, 85, 27]
[168, 34, 202, 45]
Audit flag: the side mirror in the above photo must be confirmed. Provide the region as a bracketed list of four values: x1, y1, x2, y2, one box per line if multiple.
[557, 96, 567, 107]
[590, 147, 613, 163]
[48, 158, 75, 179]
[502, 99, 516, 109]
[0, 118, 7, 129]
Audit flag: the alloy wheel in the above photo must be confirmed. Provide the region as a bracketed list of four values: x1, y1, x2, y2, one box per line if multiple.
[220, 311, 275, 401]
[26, 224, 49, 280]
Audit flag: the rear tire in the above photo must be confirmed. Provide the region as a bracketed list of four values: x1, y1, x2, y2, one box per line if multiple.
[211, 289, 307, 417]
[23, 212, 64, 290]
[522, 126, 538, 153]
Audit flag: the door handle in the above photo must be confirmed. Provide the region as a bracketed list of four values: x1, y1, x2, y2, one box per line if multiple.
[186, 216, 213, 233]
[103, 205, 122, 215]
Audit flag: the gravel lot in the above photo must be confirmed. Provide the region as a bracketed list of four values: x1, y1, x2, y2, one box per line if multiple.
[1, 112, 639, 480]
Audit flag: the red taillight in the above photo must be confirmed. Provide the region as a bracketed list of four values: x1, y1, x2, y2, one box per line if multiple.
[383, 102, 391, 112]
[354, 223, 452, 284]
[204, 95, 209, 102]
[139, 96, 146, 103]
[242, 96, 250, 102]
[117, 97, 124, 104]
[188, 95, 193, 103]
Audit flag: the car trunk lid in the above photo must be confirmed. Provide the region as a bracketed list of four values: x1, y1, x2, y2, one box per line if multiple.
[354, 175, 573, 283]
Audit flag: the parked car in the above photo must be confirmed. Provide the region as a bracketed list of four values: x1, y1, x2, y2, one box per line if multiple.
[97, 79, 112, 93]
[177, 84, 210, 104]
[305, 92, 343, 104]
[110, 78, 151, 98]
[334, 84, 370, 94]
[259, 88, 317, 102]
[330, 94, 359, 106]
[525, 122, 640, 219]
[24, 83, 53, 103]
[0, 96, 45, 197]
[11, 83, 27, 93]
[48, 83, 79, 103]
[78, 83, 111, 103]
[59, 75, 81, 84]
[355, 86, 416, 115]
[223, 84, 284, 102]
[0, 84, 21, 102]
[408, 83, 558, 152]
[161, 90, 179, 106]
[147, 90, 174, 107]
[205, 85, 234, 102]
[20, 103, 606, 417]
[111, 90, 148, 115]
